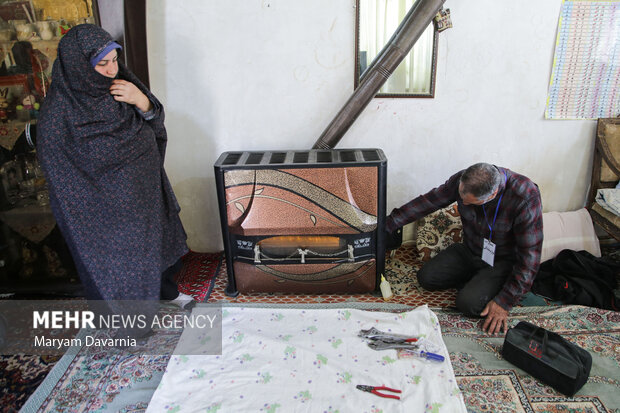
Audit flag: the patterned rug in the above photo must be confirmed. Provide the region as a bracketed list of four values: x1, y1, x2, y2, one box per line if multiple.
[0, 355, 61, 413]
[21, 304, 620, 412]
[16, 246, 619, 412]
[440, 305, 620, 413]
[175, 251, 222, 302]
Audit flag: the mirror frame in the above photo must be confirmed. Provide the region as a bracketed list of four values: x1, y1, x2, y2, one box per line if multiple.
[354, 0, 439, 98]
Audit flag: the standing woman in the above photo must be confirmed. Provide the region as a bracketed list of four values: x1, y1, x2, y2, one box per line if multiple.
[37, 24, 190, 304]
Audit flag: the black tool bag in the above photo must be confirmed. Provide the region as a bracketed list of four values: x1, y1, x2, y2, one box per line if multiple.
[501, 321, 592, 396]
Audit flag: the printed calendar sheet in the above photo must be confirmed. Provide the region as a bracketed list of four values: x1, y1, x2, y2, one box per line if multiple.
[545, 0, 620, 119]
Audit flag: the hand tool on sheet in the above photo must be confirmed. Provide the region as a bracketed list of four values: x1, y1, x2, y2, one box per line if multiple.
[405, 349, 445, 362]
[359, 327, 444, 361]
[358, 327, 419, 343]
[367, 340, 419, 351]
[356, 384, 402, 400]
[367, 341, 444, 362]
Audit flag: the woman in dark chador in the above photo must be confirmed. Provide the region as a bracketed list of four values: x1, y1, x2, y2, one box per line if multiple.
[36, 24, 193, 308]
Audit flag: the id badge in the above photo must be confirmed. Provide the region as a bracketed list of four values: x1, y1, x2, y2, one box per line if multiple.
[482, 238, 496, 266]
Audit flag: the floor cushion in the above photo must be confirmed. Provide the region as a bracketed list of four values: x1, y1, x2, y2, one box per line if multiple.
[415, 202, 462, 261]
[541, 209, 601, 263]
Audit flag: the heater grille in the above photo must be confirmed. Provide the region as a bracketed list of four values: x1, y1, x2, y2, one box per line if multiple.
[216, 149, 385, 168]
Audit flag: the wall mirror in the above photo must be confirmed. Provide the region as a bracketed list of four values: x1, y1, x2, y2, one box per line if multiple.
[355, 0, 438, 97]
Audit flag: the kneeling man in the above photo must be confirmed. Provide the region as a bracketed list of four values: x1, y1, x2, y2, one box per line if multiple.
[386, 163, 543, 335]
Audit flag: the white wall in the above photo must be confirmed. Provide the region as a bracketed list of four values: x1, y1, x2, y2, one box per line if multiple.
[147, 0, 597, 252]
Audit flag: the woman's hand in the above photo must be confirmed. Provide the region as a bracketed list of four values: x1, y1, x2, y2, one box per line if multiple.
[109, 79, 153, 112]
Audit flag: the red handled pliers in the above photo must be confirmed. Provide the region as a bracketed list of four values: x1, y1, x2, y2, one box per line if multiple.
[356, 384, 401, 400]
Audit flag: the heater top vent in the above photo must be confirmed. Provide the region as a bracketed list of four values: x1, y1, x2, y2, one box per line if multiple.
[215, 148, 386, 169]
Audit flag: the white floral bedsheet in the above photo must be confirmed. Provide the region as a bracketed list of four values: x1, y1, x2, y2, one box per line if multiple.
[146, 305, 466, 413]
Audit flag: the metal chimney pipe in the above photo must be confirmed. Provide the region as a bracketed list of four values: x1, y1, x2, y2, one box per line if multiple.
[312, 0, 446, 149]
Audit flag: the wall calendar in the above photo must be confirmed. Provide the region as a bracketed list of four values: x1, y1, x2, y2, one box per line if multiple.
[545, 0, 620, 119]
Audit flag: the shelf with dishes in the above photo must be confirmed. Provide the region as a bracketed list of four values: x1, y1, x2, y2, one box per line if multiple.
[0, 1, 96, 295]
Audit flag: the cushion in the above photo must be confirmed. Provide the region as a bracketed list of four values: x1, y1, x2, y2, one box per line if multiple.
[416, 202, 462, 261]
[541, 209, 601, 263]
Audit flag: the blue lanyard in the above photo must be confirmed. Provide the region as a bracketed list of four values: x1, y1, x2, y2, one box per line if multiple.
[482, 173, 506, 241]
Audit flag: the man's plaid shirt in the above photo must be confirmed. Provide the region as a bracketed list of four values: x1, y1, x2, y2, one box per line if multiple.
[386, 167, 543, 310]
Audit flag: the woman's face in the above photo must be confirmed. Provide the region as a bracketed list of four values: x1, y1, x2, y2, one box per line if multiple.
[94, 49, 118, 78]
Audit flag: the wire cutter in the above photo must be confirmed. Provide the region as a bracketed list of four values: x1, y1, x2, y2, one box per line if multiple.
[356, 384, 402, 400]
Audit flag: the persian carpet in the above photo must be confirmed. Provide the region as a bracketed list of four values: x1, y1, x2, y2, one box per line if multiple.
[21, 303, 620, 413]
[440, 305, 620, 412]
[0, 355, 61, 413]
[175, 251, 222, 302]
[17, 245, 618, 412]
